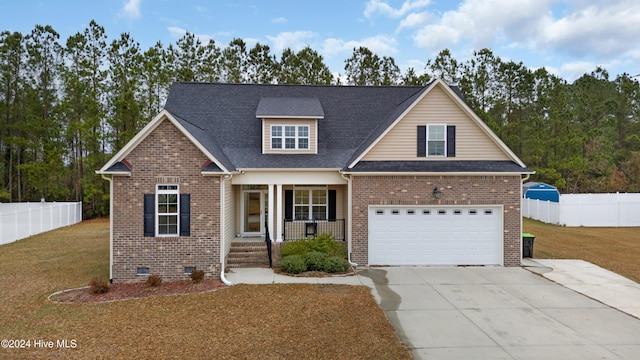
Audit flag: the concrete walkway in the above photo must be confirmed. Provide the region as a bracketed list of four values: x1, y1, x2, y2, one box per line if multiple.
[225, 262, 640, 360]
[524, 259, 640, 319]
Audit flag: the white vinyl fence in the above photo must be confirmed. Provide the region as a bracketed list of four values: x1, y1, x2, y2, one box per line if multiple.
[0, 202, 82, 245]
[522, 193, 640, 227]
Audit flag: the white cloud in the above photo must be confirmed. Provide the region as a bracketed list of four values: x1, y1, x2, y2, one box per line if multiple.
[122, 0, 142, 20]
[559, 61, 598, 82]
[413, 0, 550, 52]
[364, 0, 431, 19]
[266, 31, 317, 53]
[397, 12, 430, 32]
[272, 17, 287, 24]
[322, 34, 398, 56]
[167, 26, 214, 45]
[410, 0, 640, 69]
[542, 2, 640, 59]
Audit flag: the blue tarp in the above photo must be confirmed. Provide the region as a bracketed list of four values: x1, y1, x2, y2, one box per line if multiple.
[523, 182, 560, 202]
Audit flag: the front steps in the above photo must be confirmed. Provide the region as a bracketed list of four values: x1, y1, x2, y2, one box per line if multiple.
[226, 241, 270, 268]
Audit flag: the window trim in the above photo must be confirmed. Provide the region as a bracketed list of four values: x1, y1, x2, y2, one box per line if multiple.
[427, 124, 447, 157]
[271, 124, 310, 150]
[156, 184, 179, 237]
[293, 187, 328, 220]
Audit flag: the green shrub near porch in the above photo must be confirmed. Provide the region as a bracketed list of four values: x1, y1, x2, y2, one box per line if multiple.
[280, 233, 347, 258]
[279, 233, 349, 274]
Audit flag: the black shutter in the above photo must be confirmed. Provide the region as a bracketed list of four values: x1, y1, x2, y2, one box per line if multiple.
[143, 194, 155, 237]
[285, 190, 293, 220]
[446, 125, 456, 157]
[328, 190, 337, 221]
[179, 194, 190, 236]
[417, 125, 426, 157]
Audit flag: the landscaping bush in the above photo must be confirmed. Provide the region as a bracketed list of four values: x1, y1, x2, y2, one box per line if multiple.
[145, 274, 162, 287]
[279, 255, 307, 274]
[303, 251, 330, 271]
[89, 278, 110, 294]
[323, 256, 350, 273]
[308, 233, 346, 257]
[190, 269, 205, 283]
[280, 240, 312, 258]
[280, 233, 347, 259]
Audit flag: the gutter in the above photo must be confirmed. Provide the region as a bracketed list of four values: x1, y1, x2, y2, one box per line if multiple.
[100, 174, 114, 282]
[219, 173, 233, 286]
[340, 172, 358, 268]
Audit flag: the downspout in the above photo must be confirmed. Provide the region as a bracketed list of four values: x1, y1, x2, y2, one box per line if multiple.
[220, 174, 233, 286]
[521, 173, 531, 261]
[340, 172, 357, 268]
[101, 174, 114, 282]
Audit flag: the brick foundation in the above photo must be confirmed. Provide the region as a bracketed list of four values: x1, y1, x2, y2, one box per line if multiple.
[350, 175, 522, 267]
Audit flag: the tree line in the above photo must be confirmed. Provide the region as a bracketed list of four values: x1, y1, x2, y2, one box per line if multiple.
[1, 21, 639, 218]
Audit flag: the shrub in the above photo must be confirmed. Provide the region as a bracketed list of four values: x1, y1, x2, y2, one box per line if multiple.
[308, 233, 347, 258]
[89, 278, 110, 294]
[303, 251, 330, 271]
[279, 255, 307, 274]
[281, 240, 312, 258]
[323, 256, 350, 273]
[190, 269, 205, 283]
[145, 274, 162, 287]
[281, 233, 347, 259]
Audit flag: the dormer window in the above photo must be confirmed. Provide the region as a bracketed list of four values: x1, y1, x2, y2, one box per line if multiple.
[257, 97, 322, 154]
[271, 125, 310, 150]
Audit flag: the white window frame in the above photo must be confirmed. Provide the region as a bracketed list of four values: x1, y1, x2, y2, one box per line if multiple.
[293, 187, 327, 220]
[427, 124, 446, 157]
[156, 184, 179, 236]
[271, 125, 309, 150]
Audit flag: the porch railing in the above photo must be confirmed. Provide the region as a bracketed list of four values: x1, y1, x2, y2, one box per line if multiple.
[265, 215, 272, 268]
[283, 219, 345, 241]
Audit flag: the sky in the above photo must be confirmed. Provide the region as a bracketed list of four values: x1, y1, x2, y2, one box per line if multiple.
[2, 0, 640, 82]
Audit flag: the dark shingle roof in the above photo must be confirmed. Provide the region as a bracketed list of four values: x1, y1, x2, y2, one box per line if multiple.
[164, 83, 425, 170]
[162, 82, 530, 173]
[256, 97, 324, 118]
[105, 161, 131, 173]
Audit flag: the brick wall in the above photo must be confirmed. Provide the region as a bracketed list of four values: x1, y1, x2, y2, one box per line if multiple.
[351, 175, 522, 267]
[111, 119, 221, 283]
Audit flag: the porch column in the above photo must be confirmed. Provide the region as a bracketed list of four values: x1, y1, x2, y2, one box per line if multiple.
[268, 184, 275, 241]
[276, 184, 283, 242]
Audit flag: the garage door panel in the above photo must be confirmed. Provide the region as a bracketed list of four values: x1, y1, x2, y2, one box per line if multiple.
[369, 206, 502, 266]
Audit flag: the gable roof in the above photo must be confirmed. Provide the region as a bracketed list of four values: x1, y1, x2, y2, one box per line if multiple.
[162, 82, 429, 170]
[347, 79, 528, 169]
[99, 81, 531, 175]
[97, 109, 231, 175]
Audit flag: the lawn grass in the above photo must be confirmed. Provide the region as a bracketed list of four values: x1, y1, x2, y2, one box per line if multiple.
[0, 219, 411, 359]
[523, 218, 640, 283]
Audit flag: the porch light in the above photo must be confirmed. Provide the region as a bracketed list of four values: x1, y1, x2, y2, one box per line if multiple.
[432, 187, 442, 200]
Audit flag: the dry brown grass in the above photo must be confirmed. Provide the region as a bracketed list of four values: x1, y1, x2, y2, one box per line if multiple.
[524, 218, 640, 283]
[0, 219, 410, 359]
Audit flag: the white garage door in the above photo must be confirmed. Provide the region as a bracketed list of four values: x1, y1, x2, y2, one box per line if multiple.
[368, 206, 502, 266]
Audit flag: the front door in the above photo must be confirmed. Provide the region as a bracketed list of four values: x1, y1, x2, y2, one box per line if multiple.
[242, 190, 268, 235]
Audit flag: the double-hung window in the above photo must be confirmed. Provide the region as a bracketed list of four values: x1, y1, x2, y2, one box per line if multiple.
[156, 185, 179, 236]
[294, 188, 327, 220]
[427, 124, 446, 156]
[271, 125, 309, 150]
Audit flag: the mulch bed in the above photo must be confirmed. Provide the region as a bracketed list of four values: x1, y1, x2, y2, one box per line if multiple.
[49, 267, 355, 303]
[49, 279, 224, 303]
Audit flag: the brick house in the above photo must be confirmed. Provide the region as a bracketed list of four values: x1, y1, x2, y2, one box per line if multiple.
[97, 79, 532, 283]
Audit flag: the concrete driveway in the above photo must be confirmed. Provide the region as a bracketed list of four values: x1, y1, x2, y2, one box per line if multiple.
[226, 265, 640, 360]
[358, 266, 640, 360]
